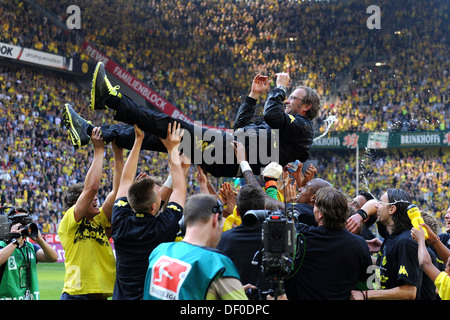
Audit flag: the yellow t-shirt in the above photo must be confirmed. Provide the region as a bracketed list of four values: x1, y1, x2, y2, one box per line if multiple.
[58, 206, 116, 297]
[435, 271, 450, 300]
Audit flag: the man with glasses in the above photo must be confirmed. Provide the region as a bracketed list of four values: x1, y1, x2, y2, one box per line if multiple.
[350, 189, 423, 300]
[64, 62, 321, 178]
[232, 72, 319, 175]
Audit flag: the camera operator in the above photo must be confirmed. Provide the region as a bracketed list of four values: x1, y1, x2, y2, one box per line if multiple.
[217, 184, 272, 299]
[0, 208, 58, 300]
[285, 187, 372, 300]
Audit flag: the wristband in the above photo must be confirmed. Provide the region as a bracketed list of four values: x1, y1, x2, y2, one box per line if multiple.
[356, 209, 368, 222]
[163, 175, 173, 189]
[264, 180, 277, 190]
[361, 290, 368, 300]
[11, 238, 19, 247]
[277, 85, 287, 93]
[240, 161, 252, 173]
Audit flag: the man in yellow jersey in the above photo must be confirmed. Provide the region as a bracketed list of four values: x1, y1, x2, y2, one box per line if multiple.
[58, 127, 123, 300]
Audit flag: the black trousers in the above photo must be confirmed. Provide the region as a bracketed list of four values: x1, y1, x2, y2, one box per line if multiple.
[101, 95, 254, 177]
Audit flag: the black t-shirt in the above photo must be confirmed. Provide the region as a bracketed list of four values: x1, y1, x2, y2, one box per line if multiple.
[438, 232, 450, 250]
[432, 232, 450, 271]
[111, 197, 183, 300]
[421, 247, 439, 300]
[287, 203, 317, 227]
[285, 224, 372, 300]
[375, 230, 422, 298]
[217, 224, 271, 293]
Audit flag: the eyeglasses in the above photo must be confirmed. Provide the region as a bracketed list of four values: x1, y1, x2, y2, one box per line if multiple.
[349, 200, 361, 209]
[287, 95, 305, 102]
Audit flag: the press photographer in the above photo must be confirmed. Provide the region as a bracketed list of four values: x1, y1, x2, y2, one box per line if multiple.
[0, 207, 58, 300]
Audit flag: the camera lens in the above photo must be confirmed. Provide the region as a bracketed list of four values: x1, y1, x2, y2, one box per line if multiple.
[21, 223, 38, 238]
[242, 210, 269, 230]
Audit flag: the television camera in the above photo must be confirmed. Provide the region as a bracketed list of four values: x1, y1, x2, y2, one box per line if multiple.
[0, 206, 38, 243]
[242, 207, 300, 299]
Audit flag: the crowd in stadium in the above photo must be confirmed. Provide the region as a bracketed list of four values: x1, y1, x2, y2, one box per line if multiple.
[0, 0, 449, 300]
[3, 0, 447, 132]
[1, 64, 449, 235]
[1, 0, 449, 225]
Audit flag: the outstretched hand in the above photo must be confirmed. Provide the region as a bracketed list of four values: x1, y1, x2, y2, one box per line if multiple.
[275, 72, 290, 87]
[133, 124, 144, 141]
[91, 127, 105, 150]
[285, 162, 317, 188]
[232, 140, 247, 163]
[196, 166, 208, 191]
[135, 171, 149, 181]
[219, 182, 237, 217]
[160, 121, 184, 162]
[249, 74, 272, 99]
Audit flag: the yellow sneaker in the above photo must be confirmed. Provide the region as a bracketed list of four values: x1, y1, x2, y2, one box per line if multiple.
[62, 103, 92, 148]
[90, 62, 121, 110]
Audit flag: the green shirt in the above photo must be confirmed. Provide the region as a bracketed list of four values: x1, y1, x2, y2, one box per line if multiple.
[0, 241, 40, 300]
[144, 241, 247, 300]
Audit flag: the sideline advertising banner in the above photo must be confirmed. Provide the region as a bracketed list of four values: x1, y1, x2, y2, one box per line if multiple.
[0, 42, 73, 71]
[0, 42, 22, 59]
[19, 48, 73, 70]
[0, 41, 73, 71]
[312, 131, 450, 150]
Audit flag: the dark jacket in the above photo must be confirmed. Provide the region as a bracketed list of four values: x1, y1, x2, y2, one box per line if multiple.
[233, 87, 314, 167]
[108, 88, 314, 177]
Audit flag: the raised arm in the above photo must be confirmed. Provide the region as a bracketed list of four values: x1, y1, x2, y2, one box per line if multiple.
[196, 166, 210, 194]
[286, 162, 317, 189]
[346, 199, 378, 234]
[102, 140, 124, 222]
[263, 73, 290, 129]
[411, 226, 441, 282]
[74, 127, 105, 222]
[219, 182, 237, 218]
[33, 231, 58, 262]
[160, 122, 186, 208]
[160, 153, 191, 210]
[249, 74, 272, 100]
[418, 223, 450, 269]
[116, 125, 145, 200]
[233, 74, 271, 130]
[232, 140, 283, 210]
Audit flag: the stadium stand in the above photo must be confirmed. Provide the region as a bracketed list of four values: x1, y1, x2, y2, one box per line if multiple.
[0, 0, 449, 230]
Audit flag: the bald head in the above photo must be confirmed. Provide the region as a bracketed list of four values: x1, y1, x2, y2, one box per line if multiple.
[296, 178, 332, 206]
